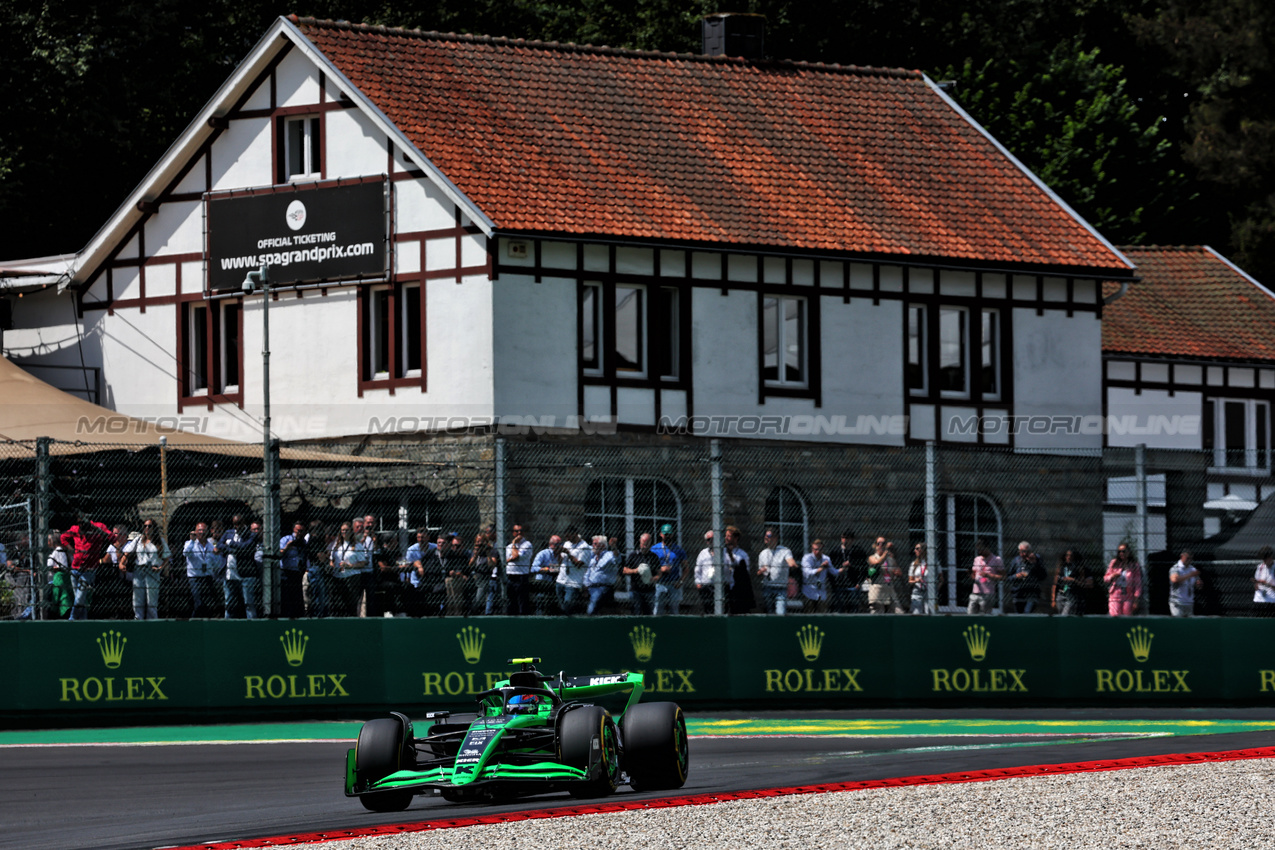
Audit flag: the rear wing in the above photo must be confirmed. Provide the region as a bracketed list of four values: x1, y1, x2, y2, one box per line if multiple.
[489, 660, 646, 716]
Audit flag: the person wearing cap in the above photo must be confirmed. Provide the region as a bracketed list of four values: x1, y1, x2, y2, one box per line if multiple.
[622, 532, 658, 615]
[650, 523, 686, 615]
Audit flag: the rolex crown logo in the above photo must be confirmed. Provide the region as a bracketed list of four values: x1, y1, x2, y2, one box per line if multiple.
[963, 625, 990, 662]
[280, 628, 309, 667]
[796, 624, 824, 662]
[97, 630, 127, 669]
[1127, 626, 1154, 663]
[629, 626, 657, 662]
[457, 626, 485, 665]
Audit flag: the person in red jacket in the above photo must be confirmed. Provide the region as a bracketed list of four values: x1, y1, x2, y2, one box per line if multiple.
[61, 513, 113, 620]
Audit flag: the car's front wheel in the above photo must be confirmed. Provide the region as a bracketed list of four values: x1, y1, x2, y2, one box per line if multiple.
[355, 716, 415, 813]
[558, 706, 621, 798]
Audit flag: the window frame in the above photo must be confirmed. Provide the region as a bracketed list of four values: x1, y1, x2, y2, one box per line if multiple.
[908, 492, 1003, 612]
[764, 485, 809, 556]
[282, 115, 322, 181]
[1205, 396, 1272, 473]
[761, 294, 809, 390]
[907, 304, 927, 396]
[579, 280, 686, 387]
[585, 476, 682, 553]
[358, 282, 426, 393]
[179, 297, 244, 407]
[937, 305, 969, 398]
[907, 303, 1004, 405]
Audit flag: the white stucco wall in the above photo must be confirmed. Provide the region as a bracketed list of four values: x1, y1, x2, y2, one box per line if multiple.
[326, 107, 388, 177]
[491, 275, 577, 423]
[1106, 386, 1203, 450]
[817, 295, 905, 445]
[1012, 308, 1104, 451]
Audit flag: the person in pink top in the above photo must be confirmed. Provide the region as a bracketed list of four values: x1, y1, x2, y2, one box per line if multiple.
[967, 540, 1004, 614]
[1103, 543, 1143, 617]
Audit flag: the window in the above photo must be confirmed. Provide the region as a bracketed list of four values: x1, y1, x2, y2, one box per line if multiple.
[615, 285, 644, 375]
[284, 116, 321, 180]
[979, 310, 1000, 400]
[908, 305, 1001, 401]
[221, 302, 241, 393]
[907, 305, 926, 395]
[585, 477, 681, 551]
[186, 304, 209, 395]
[762, 295, 806, 387]
[908, 493, 1002, 610]
[581, 283, 681, 381]
[764, 486, 808, 554]
[1205, 397, 1271, 471]
[362, 283, 422, 383]
[937, 306, 967, 395]
[582, 285, 599, 372]
[183, 300, 241, 398]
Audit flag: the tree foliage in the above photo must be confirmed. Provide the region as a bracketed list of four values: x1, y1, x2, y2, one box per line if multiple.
[1131, 0, 1275, 280]
[937, 41, 1189, 244]
[0, 0, 1271, 277]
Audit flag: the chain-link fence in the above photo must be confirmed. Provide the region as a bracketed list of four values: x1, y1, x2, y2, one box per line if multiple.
[3, 434, 1271, 620]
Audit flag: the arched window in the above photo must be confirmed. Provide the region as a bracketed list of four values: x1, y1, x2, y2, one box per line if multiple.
[764, 485, 809, 555]
[585, 477, 681, 551]
[909, 493, 1002, 610]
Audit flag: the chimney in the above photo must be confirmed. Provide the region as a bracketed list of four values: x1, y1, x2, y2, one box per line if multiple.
[701, 13, 766, 61]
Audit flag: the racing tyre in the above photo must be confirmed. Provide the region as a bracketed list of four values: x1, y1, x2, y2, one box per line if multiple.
[558, 706, 621, 798]
[356, 717, 414, 813]
[622, 702, 689, 791]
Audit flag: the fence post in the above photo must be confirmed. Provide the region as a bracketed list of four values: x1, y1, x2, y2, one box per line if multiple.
[711, 439, 724, 616]
[495, 435, 507, 608]
[34, 436, 51, 621]
[925, 440, 938, 614]
[262, 436, 281, 618]
[1134, 443, 1148, 562]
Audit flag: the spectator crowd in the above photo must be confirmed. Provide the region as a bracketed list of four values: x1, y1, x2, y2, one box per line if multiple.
[5, 511, 1275, 621]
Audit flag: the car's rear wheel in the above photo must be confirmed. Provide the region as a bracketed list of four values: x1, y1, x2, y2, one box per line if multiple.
[623, 702, 689, 791]
[558, 706, 620, 798]
[355, 716, 415, 813]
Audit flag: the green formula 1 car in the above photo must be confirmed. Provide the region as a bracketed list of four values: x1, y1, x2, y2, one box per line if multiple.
[345, 657, 689, 811]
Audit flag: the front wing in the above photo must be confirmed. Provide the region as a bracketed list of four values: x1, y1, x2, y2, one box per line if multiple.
[345, 747, 593, 797]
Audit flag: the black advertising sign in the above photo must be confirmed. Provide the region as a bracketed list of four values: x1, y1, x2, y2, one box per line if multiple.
[206, 179, 387, 290]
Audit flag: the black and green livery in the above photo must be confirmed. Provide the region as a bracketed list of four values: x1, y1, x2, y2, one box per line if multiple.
[345, 657, 690, 811]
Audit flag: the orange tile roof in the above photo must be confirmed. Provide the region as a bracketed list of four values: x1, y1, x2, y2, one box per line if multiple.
[295, 18, 1131, 273]
[1104, 246, 1275, 362]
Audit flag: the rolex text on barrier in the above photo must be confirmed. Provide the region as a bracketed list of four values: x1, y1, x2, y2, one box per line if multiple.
[409, 621, 707, 702]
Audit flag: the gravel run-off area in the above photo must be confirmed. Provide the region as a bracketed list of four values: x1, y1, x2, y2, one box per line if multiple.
[313, 758, 1275, 850]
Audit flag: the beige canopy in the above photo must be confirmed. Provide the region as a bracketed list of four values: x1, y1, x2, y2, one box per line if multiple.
[0, 355, 383, 465]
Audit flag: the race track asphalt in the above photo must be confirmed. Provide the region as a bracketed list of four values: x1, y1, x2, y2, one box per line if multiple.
[3, 708, 1273, 850]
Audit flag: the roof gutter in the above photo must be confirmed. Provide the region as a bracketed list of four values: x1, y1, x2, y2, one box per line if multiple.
[1103, 280, 1131, 306]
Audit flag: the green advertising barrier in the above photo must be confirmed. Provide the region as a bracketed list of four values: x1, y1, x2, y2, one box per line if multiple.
[3, 616, 1274, 725]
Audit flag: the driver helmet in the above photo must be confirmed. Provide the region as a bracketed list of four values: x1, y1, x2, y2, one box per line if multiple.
[508, 693, 543, 714]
